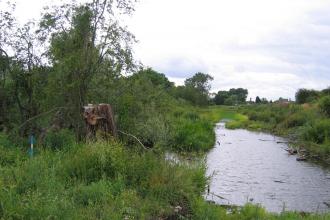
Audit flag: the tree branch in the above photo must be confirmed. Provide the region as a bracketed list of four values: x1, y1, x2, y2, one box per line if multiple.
[118, 130, 149, 150]
[17, 107, 69, 131]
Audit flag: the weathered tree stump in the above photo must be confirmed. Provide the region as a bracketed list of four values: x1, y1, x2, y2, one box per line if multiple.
[83, 104, 117, 139]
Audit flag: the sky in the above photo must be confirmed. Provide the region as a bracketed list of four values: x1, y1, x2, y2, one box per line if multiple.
[11, 0, 330, 100]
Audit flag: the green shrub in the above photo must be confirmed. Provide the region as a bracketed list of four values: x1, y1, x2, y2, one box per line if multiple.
[62, 142, 125, 183]
[72, 180, 113, 206]
[319, 95, 330, 117]
[44, 129, 75, 150]
[0, 132, 14, 148]
[295, 88, 319, 104]
[303, 119, 330, 144]
[283, 113, 307, 128]
[172, 118, 214, 151]
[0, 145, 23, 166]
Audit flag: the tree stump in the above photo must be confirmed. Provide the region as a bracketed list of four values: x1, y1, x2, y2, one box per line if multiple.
[83, 104, 117, 139]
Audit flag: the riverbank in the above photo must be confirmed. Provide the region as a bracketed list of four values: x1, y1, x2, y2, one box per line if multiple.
[1, 141, 330, 219]
[224, 104, 330, 165]
[207, 121, 330, 213]
[1, 106, 330, 219]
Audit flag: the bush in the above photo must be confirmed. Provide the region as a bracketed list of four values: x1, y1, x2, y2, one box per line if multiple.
[172, 118, 214, 151]
[72, 180, 113, 206]
[303, 119, 330, 144]
[319, 95, 330, 117]
[44, 129, 75, 150]
[295, 88, 319, 104]
[283, 113, 307, 128]
[62, 142, 125, 183]
[0, 145, 24, 166]
[0, 132, 14, 148]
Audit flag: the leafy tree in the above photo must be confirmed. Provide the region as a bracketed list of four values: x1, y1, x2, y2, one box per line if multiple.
[38, 0, 136, 137]
[214, 91, 229, 105]
[214, 88, 248, 105]
[295, 88, 319, 104]
[224, 96, 236, 106]
[184, 72, 213, 95]
[228, 88, 248, 103]
[131, 68, 174, 90]
[0, 1, 16, 132]
[174, 72, 213, 106]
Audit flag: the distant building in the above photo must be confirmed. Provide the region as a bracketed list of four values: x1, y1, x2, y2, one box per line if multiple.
[274, 97, 292, 106]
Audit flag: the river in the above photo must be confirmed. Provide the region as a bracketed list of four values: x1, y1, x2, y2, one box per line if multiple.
[205, 122, 330, 213]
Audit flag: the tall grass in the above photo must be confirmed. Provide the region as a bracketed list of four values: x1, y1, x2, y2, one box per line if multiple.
[235, 103, 330, 162]
[0, 141, 211, 219]
[1, 117, 330, 219]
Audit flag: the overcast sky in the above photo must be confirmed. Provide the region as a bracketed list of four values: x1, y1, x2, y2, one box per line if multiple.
[12, 0, 330, 100]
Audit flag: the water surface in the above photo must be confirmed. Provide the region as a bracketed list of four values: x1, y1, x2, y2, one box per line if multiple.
[205, 122, 330, 213]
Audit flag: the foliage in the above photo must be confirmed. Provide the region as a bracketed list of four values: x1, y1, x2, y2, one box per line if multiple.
[302, 119, 330, 144]
[0, 0, 136, 138]
[174, 72, 214, 106]
[214, 88, 248, 105]
[319, 95, 330, 117]
[256, 96, 262, 104]
[0, 141, 209, 219]
[171, 112, 215, 151]
[1, 1, 330, 218]
[184, 72, 214, 94]
[1, 139, 329, 219]
[295, 88, 319, 104]
[235, 100, 330, 162]
[0, 132, 14, 148]
[44, 129, 76, 150]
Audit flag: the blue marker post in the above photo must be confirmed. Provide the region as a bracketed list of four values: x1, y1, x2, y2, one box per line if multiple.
[29, 135, 36, 157]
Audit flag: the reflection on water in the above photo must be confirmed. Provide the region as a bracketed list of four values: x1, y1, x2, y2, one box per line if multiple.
[205, 122, 330, 213]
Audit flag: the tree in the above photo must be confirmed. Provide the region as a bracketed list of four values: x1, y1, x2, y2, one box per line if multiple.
[0, 2, 49, 135]
[131, 68, 174, 90]
[295, 88, 319, 104]
[255, 96, 261, 104]
[184, 72, 213, 95]
[214, 88, 248, 105]
[214, 91, 229, 105]
[228, 88, 248, 103]
[174, 72, 213, 106]
[0, 1, 15, 132]
[38, 0, 137, 137]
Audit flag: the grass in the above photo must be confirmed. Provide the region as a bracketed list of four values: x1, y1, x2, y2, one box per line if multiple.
[0, 141, 209, 219]
[0, 106, 329, 219]
[1, 141, 329, 219]
[198, 106, 247, 124]
[169, 105, 248, 152]
[233, 103, 330, 163]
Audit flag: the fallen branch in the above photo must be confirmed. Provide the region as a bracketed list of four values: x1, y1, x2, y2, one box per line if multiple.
[118, 130, 148, 150]
[258, 139, 274, 142]
[209, 192, 230, 202]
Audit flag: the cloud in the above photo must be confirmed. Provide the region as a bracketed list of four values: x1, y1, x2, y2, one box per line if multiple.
[12, 0, 330, 100]
[128, 0, 330, 100]
[143, 57, 208, 78]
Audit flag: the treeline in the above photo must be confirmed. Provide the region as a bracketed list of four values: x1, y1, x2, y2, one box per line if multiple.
[213, 88, 248, 105]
